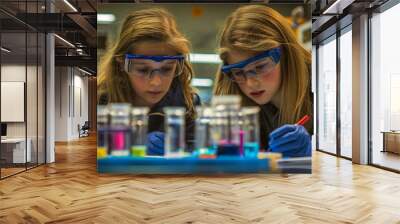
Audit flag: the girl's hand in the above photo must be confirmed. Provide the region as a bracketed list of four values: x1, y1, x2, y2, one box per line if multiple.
[147, 131, 165, 155]
[268, 124, 311, 157]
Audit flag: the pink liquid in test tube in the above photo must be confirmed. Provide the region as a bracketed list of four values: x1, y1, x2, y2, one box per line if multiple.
[239, 130, 244, 156]
[113, 132, 125, 150]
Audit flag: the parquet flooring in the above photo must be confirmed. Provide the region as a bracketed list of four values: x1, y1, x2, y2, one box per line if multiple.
[1, 167, 25, 178]
[372, 151, 400, 171]
[0, 135, 399, 223]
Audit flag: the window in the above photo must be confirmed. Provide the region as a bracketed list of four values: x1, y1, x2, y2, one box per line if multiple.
[370, 2, 400, 171]
[317, 35, 337, 154]
[339, 27, 352, 158]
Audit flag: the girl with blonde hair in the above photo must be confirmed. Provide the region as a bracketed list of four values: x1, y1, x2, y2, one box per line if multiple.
[98, 8, 200, 154]
[214, 5, 312, 157]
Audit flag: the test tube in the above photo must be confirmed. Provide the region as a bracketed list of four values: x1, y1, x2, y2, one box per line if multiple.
[241, 107, 260, 158]
[109, 103, 131, 156]
[130, 107, 149, 157]
[97, 105, 109, 158]
[164, 107, 185, 158]
[211, 95, 241, 156]
[195, 106, 215, 157]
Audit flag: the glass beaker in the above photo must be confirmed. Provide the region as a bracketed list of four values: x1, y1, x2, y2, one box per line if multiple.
[109, 103, 131, 156]
[164, 107, 185, 158]
[131, 107, 149, 157]
[211, 95, 241, 156]
[97, 105, 109, 158]
[195, 106, 216, 157]
[241, 106, 260, 158]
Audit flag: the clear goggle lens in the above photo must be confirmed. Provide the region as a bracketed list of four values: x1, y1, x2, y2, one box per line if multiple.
[124, 57, 185, 79]
[226, 56, 277, 83]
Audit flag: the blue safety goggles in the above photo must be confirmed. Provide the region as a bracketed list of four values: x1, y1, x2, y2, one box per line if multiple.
[221, 47, 281, 75]
[124, 54, 186, 78]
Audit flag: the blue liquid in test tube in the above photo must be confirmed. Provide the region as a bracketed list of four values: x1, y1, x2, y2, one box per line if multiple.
[164, 107, 185, 157]
[241, 107, 261, 158]
[244, 142, 259, 158]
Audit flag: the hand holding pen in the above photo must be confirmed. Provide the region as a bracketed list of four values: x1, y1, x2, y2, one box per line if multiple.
[267, 115, 312, 157]
[295, 115, 310, 126]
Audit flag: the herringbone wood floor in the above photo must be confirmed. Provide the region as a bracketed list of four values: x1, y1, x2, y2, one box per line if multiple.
[0, 135, 399, 224]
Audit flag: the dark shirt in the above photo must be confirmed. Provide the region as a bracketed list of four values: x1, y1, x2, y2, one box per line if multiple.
[98, 79, 201, 151]
[259, 103, 314, 150]
[259, 103, 280, 150]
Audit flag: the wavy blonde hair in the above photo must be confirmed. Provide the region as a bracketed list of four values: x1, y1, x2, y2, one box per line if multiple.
[214, 5, 312, 129]
[98, 8, 196, 115]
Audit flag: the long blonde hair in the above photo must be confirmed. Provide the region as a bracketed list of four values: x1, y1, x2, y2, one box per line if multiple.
[214, 5, 312, 128]
[98, 8, 196, 114]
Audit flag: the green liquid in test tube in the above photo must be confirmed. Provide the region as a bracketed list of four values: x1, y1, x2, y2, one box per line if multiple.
[130, 107, 149, 157]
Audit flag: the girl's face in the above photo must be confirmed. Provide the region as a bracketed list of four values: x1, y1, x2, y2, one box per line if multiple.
[127, 41, 179, 107]
[226, 49, 282, 106]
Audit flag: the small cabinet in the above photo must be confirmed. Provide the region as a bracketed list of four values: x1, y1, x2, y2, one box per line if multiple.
[382, 131, 400, 154]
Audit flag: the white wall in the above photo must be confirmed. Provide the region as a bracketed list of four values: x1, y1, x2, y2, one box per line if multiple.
[73, 72, 89, 138]
[1, 65, 28, 138]
[1, 64, 45, 164]
[54, 67, 89, 141]
[1, 65, 26, 81]
[55, 66, 69, 141]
